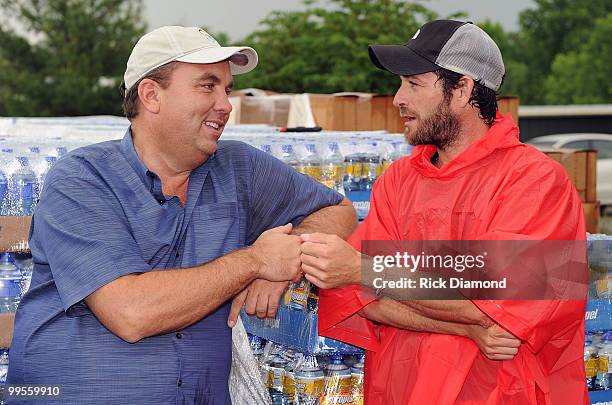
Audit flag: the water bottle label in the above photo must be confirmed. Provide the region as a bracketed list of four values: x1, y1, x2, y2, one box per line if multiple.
[261, 368, 269, 387]
[19, 180, 34, 200]
[598, 356, 609, 373]
[267, 367, 285, 390]
[283, 374, 296, 402]
[0, 279, 22, 297]
[363, 164, 381, 178]
[302, 166, 322, 181]
[295, 377, 324, 399]
[586, 358, 598, 377]
[344, 163, 363, 177]
[322, 375, 353, 404]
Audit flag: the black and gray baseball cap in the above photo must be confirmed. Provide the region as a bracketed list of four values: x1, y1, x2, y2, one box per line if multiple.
[369, 20, 505, 91]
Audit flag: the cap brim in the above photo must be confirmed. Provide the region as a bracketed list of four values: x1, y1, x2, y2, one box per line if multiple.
[176, 46, 258, 75]
[368, 45, 439, 76]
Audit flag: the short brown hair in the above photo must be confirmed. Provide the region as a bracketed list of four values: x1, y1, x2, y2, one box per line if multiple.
[119, 61, 179, 121]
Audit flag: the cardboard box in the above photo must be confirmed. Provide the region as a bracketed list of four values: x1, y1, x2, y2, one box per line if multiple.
[498, 96, 519, 125]
[0, 312, 15, 348]
[238, 95, 292, 127]
[0, 216, 31, 252]
[583, 201, 601, 234]
[586, 151, 598, 203]
[309, 93, 520, 133]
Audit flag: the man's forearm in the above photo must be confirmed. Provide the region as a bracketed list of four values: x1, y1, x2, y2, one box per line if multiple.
[359, 298, 471, 337]
[292, 197, 357, 238]
[86, 247, 261, 342]
[400, 300, 493, 327]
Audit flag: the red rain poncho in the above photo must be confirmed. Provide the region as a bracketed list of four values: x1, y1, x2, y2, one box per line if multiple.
[319, 113, 588, 404]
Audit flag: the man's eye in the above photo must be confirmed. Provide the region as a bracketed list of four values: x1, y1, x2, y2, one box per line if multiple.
[201, 83, 214, 90]
[409, 81, 419, 87]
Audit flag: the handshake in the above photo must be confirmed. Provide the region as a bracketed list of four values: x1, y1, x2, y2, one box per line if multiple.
[227, 223, 360, 327]
[249, 223, 361, 288]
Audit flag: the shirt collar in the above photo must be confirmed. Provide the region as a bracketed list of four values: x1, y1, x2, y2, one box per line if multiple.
[120, 127, 156, 189]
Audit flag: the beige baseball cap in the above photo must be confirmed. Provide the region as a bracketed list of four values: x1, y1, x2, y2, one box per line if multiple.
[124, 26, 258, 92]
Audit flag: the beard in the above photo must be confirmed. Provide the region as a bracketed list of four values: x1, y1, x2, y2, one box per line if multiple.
[402, 96, 460, 150]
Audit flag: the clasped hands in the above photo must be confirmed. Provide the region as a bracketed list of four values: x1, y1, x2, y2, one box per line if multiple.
[227, 224, 360, 327]
[226, 223, 521, 361]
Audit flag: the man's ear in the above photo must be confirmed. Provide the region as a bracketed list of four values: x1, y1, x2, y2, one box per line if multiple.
[137, 79, 162, 114]
[453, 76, 475, 109]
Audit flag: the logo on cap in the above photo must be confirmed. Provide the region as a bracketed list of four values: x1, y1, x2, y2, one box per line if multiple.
[412, 29, 421, 40]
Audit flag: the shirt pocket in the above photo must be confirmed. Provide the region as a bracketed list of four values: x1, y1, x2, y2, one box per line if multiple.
[188, 202, 241, 264]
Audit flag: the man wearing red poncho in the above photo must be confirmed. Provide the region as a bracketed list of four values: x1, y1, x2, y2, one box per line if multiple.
[299, 20, 588, 405]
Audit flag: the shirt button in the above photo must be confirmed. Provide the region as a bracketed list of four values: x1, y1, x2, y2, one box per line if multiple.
[176, 332, 183, 339]
[177, 379, 182, 387]
[158, 199, 165, 205]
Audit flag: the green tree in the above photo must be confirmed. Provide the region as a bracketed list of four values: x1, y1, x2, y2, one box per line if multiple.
[0, 0, 146, 116]
[544, 13, 612, 104]
[234, 0, 442, 94]
[514, 0, 612, 104]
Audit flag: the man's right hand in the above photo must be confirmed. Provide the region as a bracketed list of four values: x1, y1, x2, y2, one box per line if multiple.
[467, 323, 521, 360]
[250, 223, 302, 282]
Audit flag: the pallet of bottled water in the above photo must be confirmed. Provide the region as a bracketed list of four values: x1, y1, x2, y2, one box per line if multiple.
[586, 234, 612, 403]
[249, 334, 364, 405]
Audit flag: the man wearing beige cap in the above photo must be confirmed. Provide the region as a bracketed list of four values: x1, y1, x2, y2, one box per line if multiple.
[6, 26, 355, 404]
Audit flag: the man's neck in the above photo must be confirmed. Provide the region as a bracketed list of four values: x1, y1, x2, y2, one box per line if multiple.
[131, 122, 192, 206]
[435, 117, 490, 168]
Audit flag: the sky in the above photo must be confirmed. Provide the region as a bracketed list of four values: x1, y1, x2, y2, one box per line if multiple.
[144, 0, 536, 41]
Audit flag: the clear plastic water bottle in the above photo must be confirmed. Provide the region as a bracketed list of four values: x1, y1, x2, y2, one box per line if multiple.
[586, 333, 598, 390]
[597, 331, 612, 390]
[323, 354, 353, 404]
[0, 149, 15, 216]
[307, 284, 319, 314]
[295, 354, 324, 405]
[54, 146, 68, 159]
[280, 144, 301, 171]
[382, 141, 408, 174]
[342, 153, 363, 193]
[320, 142, 343, 192]
[13, 253, 33, 298]
[361, 150, 381, 192]
[268, 348, 289, 405]
[8, 156, 37, 215]
[0, 349, 8, 404]
[298, 144, 322, 182]
[32, 155, 57, 199]
[0, 253, 22, 314]
[284, 350, 303, 405]
[285, 279, 311, 312]
[350, 355, 364, 405]
[249, 334, 264, 367]
[259, 144, 273, 155]
[0, 166, 7, 217]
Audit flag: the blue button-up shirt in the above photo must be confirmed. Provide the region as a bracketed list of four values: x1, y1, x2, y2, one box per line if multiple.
[7, 130, 343, 404]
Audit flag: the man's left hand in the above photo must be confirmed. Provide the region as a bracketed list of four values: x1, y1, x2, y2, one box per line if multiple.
[299, 233, 361, 289]
[227, 279, 289, 327]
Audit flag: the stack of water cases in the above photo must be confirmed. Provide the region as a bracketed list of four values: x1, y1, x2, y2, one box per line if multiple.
[249, 334, 365, 405]
[0, 116, 128, 404]
[585, 234, 612, 404]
